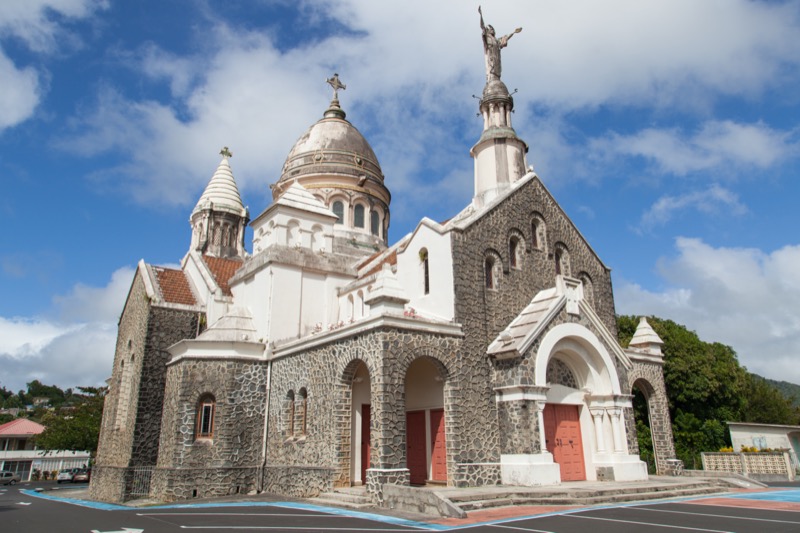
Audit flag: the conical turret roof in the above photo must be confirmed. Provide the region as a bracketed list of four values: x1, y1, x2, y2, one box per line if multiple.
[194, 148, 245, 216]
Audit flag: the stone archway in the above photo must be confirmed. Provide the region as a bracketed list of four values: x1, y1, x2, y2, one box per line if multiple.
[631, 378, 656, 474]
[626, 366, 677, 476]
[404, 357, 447, 485]
[335, 359, 371, 487]
[532, 323, 647, 482]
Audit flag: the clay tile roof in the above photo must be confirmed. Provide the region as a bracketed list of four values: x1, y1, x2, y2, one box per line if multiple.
[363, 250, 397, 278]
[202, 256, 243, 296]
[0, 418, 45, 436]
[154, 267, 197, 306]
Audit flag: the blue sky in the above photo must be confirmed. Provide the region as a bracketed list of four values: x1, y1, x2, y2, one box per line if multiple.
[1, 0, 800, 393]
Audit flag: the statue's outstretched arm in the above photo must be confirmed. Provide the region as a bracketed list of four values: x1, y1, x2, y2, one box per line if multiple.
[479, 5, 486, 31]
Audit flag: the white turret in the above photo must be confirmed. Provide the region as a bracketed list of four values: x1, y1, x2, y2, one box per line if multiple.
[190, 147, 250, 259]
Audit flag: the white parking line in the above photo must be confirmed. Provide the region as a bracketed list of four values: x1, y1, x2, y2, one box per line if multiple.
[491, 524, 557, 533]
[565, 513, 733, 532]
[181, 526, 422, 531]
[637, 506, 800, 525]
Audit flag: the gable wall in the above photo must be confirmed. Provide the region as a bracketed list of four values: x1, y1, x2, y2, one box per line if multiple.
[450, 177, 617, 466]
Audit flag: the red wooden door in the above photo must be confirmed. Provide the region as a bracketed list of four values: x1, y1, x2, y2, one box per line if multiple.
[406, 410, 427, 485]
[429, 408, 447, 482]
[360, 404, 370, 483]
[543, 404, 586, 481]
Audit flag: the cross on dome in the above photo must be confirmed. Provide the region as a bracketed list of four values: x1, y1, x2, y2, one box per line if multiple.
[326, 73, 346, 100]
[219, 146, 233, 159]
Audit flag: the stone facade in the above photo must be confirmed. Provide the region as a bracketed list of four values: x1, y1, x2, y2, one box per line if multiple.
[91, 269, 201, 502]
[627, 358, 677, 475]
[91, 45, 675, 503]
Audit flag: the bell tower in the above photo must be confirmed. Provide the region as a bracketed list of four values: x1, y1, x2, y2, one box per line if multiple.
[471, 7, 529, 207]
[190, 147, 250, 259]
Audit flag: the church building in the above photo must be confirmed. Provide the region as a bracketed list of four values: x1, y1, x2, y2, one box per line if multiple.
[90, 14, 677, 505]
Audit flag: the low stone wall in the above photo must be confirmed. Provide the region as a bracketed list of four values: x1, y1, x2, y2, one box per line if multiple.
[262, 465, 335, 498]
[150, 466, 260, 501]
[381, 484, 465, 518]
[452, 462, 502, 488]
[702, 452, 795, 481]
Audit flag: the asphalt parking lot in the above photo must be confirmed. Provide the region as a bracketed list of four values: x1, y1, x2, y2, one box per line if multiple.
[5, 482, 800, 532]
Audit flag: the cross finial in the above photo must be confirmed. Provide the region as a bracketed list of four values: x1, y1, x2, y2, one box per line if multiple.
[219, 146, 232, 159]
[326, 73, 346, 101]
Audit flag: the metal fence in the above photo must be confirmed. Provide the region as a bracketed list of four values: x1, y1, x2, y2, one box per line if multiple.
[128, 466, 154, 497]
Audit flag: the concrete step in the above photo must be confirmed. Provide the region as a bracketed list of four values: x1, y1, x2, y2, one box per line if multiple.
[447, 481, 720, 504]
[458, 484, 726, 512]
[309, 488, 373, 510]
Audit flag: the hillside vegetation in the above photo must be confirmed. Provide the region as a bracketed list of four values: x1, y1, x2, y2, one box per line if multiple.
[618, 315, 800, 470]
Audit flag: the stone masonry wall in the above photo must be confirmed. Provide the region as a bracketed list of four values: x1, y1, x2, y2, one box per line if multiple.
[90, 270, 200, 503]
[264, 325, 462, 499]
[628, 359, 677, 475]
[151, 358, 268, 502]
[450, 177, 619, 476]
[131, 306, 200, 466]
[91, 272, 150, 502]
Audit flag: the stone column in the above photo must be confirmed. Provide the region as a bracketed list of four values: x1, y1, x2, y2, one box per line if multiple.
[590, 408, 606, 453]
[534, 400, 548, 453]
[608, 408, 624, 453]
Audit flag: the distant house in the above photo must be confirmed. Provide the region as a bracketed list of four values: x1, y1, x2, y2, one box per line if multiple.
[0, 419, 91, 481]
[728, 422, 800, 470]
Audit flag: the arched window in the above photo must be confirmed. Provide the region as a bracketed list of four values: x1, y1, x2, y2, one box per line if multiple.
[311, 225, 324, 252]
[370, 210, 380, 236]
[332, 201, 344, 224]
[554, 243, 571, 277]
[195, 394, 216, 439]
[531, 213, 547, 252]
[286, 220, 300, 247]
[579, 272, 594, 307]
[286, 390, 295, 437]
[298, 388, 308, 436]
[354, 204, 365, 228]
[485, 254, 501, 290]
[420, 248, 430, 295]
[509, 231, 525, 269]
[509, 238, 518, 269]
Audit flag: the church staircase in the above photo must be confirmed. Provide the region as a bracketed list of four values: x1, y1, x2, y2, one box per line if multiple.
[309, 486, 374, 510]
[441, 477, 737, 514]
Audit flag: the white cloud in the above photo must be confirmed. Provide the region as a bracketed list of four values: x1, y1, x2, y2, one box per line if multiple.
[0, 266, 131, 392]
[591, 121, 795, 178]
[616, 238, 800, 384]
[53, 0, 800, 214]
[639, 184, 747, 230]
[0, 53, 40, 130]
[0, 0, 107, 131]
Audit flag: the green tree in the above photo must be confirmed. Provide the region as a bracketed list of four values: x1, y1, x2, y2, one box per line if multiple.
[618, 315, 799, 468]
[35, 386, 106, 455]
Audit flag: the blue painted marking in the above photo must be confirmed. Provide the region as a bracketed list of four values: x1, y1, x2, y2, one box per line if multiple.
[728, 489, 800, 503]
[21, 489, 131, 511]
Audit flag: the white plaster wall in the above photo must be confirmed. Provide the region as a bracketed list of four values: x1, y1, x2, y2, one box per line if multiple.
[730, 426, 794, 451]
[268, 264, 303, 343]
[230, 267, 271, 342]
[395, 223, 455, 321]
[351, 363, 371, 484]
[183, 254, 227, 326]
[473, 143, 499, 201]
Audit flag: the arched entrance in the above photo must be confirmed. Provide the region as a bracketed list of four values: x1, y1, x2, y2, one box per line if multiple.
[532, 323, 646, 482]
[349, 361, 371, 486]
[404, 357, 446, 485]
[631, 378, 656, 474]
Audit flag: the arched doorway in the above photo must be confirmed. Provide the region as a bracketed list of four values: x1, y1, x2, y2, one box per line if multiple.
[404, 357, 446, 485]
[631, 378, 656, 474]
[349, 361, 371, 486]
[532, 323, 646, 482]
